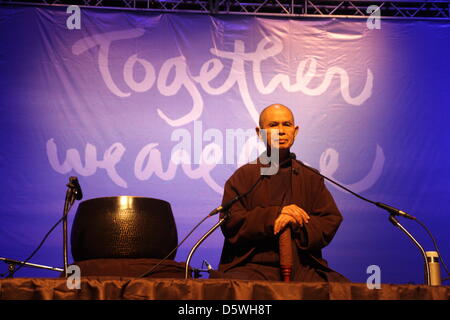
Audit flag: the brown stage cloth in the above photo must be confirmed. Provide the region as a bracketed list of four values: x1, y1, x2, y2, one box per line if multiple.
[218, 157, 348, 282]
[1, 278, 449, 300]
[61, 258, 190, 278]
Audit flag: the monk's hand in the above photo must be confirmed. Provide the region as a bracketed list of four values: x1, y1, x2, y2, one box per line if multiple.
[277, 204, 310, 233]
[274, 213, 297, 235]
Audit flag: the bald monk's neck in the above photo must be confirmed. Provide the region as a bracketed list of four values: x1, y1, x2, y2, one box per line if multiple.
[267, 148, 291, 167]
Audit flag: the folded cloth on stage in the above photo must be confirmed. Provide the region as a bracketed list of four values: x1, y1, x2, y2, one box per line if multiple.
[61, 258, 190, 278]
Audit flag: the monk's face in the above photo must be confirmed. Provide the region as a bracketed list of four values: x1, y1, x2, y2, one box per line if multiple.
[257, 106, 299, 150]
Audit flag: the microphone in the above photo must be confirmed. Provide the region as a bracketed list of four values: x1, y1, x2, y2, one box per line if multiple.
[291, 154, 416, 220]
[208, 196, 240, 217]
[374, 202, 415, 220]
[426, 251, 442, 286]
[68, 176, 83, 201]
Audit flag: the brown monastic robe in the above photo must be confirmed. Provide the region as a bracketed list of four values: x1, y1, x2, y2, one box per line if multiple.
[216, 157, 349, 282]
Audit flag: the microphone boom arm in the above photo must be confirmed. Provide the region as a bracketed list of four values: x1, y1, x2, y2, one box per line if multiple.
[185, 215, 228, 279]
[296, 157, 432, 285]
[389, 215, 431, 285]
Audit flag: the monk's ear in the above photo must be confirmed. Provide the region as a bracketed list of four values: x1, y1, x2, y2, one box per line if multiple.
[255, 127, 261, 138]
[294, 125, 299, 138]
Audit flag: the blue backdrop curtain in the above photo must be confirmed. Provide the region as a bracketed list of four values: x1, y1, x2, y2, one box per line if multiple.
[0, 5, 449, 284]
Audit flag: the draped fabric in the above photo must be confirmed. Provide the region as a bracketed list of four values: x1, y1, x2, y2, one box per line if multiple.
[1, 278, 449, 300]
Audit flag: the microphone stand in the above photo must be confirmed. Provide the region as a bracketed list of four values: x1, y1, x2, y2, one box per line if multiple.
[0, 257, 63, 278]
[0, 177, 82, 279]
[388, 215, 431, 285]
[184, 214, 228, 279]
[295, 157, 434, 285]
[63, 180, 78, 278]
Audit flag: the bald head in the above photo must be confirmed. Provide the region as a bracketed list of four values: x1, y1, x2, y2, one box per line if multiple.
[256, 104, 299, 150]
[259, 104, 295, 128]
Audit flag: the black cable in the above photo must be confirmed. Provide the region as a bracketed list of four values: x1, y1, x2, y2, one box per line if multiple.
[3, 202, 74, 278]
[137, 214, 211, 278]
[0, 266, 10, 278]
[296, 159, 377, 206]
[119, 214, 211, 298]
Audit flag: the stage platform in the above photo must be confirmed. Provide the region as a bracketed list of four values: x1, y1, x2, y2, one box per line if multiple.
[1, 278, 449, 300]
